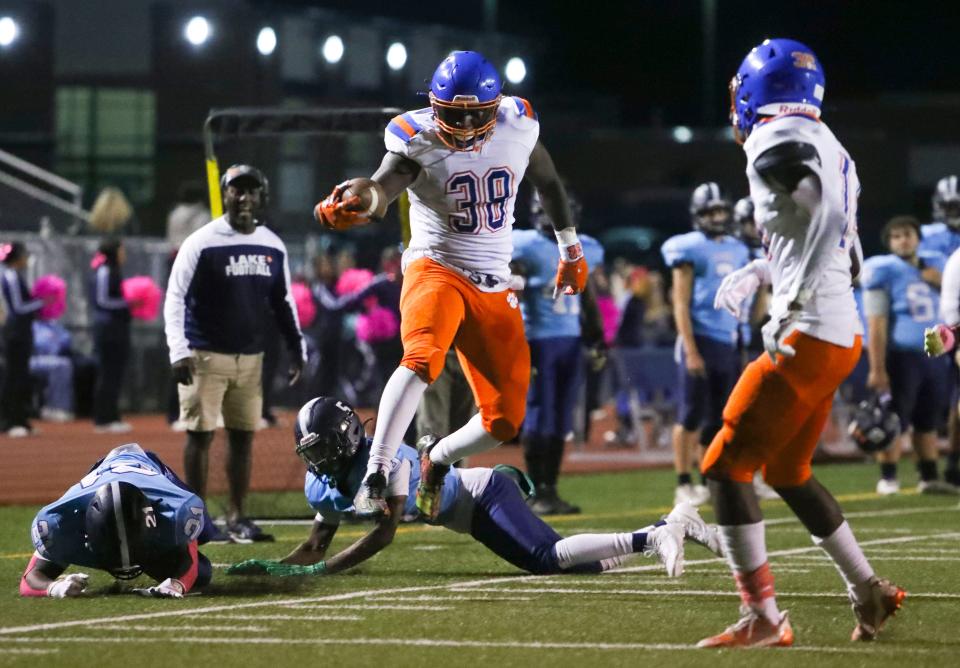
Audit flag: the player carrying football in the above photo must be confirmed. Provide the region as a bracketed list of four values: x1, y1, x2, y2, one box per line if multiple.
[705, 38, 905, 647]
[313, 51, 587, 520]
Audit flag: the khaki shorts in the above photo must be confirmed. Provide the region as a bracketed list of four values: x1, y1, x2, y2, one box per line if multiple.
[178, 350, 263, 432]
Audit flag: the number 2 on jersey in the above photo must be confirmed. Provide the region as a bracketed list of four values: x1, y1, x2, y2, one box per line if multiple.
[446, 167, 514, 233]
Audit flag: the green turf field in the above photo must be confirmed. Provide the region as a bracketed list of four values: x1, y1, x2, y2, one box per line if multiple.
[2, 462, 958, 667]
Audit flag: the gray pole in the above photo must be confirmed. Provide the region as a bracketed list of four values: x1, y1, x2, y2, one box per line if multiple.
[702, 0, 717, 126]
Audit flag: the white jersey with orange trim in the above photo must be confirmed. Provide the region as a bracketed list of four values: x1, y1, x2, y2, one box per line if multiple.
[744, 115, 863, 347]
[384, 97, 540, 292]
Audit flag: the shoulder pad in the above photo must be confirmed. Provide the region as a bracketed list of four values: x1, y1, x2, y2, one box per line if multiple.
[510, 96, 538, 121]
[386, 111, 427, 144]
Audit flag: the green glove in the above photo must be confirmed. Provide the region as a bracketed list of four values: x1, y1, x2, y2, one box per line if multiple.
[227, 558, 327, 577]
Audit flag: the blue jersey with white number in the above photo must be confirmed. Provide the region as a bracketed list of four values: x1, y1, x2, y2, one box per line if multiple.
[862, 252, 946, 352]
[31, 447, 206, 568]
[661, 231, 750, 345]
[512, 230, 604, 340]
[304, 440, 462, 525]
[920, 222, 960, 258]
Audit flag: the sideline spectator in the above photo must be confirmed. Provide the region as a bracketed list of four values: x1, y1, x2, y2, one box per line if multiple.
[31, 319, 75, 422]
[166, 182, 210, 250]
[91, 238, 132, 433]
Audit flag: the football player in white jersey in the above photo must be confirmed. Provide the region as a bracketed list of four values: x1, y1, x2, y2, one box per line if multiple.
[704, 38, 905, 648]
[313, 51, 588, 520]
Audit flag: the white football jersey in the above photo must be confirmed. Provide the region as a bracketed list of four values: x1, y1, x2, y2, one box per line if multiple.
[744, 115, 863, 347]
[384, 97, 540, 292]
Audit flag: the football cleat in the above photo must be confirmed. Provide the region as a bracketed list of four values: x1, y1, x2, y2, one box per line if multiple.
[698, 610, 794, 648]
[850, 577, 906, 641]
[353, 469, 389, 518]
[665, 501, 723, 558]
[917, 479, 960, 496]
[415, 435, 450, 522]
[226, 517, 274, 544]
[645, 522, 685, 577]
[875, 478, 900, 496]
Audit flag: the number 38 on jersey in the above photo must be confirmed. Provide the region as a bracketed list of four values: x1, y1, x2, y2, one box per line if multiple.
[446, 167, 514, 234]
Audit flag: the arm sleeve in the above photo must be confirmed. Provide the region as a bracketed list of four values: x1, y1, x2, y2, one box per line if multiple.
[96, 266, 129, 310]
[941, 250, 960, 325]
[863, 289, 891, 318]
[269, 248, 307, 362]
[3, 272, 43, 314]
[314, 510, 342, 526]
[163, 237, 201, 364]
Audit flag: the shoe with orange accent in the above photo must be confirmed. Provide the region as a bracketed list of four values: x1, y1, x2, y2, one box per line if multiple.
[697, 610, 794, 648]
[850, 577, 906, 641]
[415, 435, 449, 522]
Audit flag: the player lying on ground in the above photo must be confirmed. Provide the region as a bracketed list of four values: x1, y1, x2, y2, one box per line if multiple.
[20, 444, 217, 599]
[228, 398, 722, 577]
[703, 38, 905, 648]
[313, 50, 587, 521]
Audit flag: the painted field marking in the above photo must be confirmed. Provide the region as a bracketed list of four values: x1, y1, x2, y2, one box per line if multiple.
[0, 635, 948, 655]
[368, 595, 534, 603]
[457, 587, 960, 600]
[204, 614, 362, 622]
[98, 624, 269, 633]
[284, 603, 453, 612]
[0, 647, 59, 655]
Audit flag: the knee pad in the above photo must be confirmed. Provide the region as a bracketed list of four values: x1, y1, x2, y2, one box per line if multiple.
[401, 345, 446, 384]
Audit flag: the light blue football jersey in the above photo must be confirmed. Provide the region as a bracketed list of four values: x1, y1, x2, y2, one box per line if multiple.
[661, 231, 750, 345]
[920, 222, 960, 258]
[304, 440, 461, 525]
[31, 446, 206, 568]
[862, 251, 946, 351]
[511, 230, 604, 340]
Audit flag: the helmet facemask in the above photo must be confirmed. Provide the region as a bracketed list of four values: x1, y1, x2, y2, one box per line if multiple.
[729, 75, 751, 145]
[295, 409, 364, 483]
[430, 93, 501, 151]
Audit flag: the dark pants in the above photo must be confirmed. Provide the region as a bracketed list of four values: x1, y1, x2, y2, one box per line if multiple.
[888, 349, 950, 432]
[524, 336, 583, 439]
[469, 471, 601, 574]
[1, 336, 33, 428]
[93, 328, 130, 425]
[677, 335, 739, 445]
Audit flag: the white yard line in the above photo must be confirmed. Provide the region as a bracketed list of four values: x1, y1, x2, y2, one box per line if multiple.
[368, 595, 534, 602]
[456, 587, 960, 600]
[204, 614, 363, 622]
[0, 635, 947, 655]
[98, 624, 269, 633]
[0, 647, 60, 655]
[284, 603, 453, 612]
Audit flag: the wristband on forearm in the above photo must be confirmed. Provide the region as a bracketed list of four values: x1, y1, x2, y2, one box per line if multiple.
[554, 228, 583, 261]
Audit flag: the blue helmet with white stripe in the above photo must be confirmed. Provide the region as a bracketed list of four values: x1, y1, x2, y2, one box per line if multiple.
[295, 397, 364, 481]
[429, 51, 502, 151]
[690, 182, 732, 235]
[85, 481, 156, 580]
[932, 175, 960, 229]
[729, 38, 825, 143]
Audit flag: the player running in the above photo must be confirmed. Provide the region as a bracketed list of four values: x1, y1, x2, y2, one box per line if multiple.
[20, 444, 217, 599]
[313, 51, 587, 520]
[228, 397, 721, 578]
[662, 183, 750, 506]
[862, 216, 955, 495]
[704, 38, 905, 647]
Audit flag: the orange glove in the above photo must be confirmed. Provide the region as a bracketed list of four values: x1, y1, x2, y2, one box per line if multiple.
[313, 182, 370, 231]
[554, 255, 588, 298]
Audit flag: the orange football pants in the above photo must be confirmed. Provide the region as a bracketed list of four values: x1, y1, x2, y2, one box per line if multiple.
[701, 331, 862, 487]
[399, 258, 530, 441]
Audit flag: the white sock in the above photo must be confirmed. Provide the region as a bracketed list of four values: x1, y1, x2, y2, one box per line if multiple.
[429, 413, 500, 466]
[366, 366, 428, 477]
[812, 521, 875, 602]
[718, 522, 768, 573]
[553, 532, 635, 570]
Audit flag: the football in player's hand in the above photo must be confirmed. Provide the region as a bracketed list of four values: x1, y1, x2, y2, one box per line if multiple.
[341, 178, 387, 219]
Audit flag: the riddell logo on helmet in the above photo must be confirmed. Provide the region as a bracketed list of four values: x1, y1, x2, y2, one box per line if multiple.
[791, 52, 817, 71]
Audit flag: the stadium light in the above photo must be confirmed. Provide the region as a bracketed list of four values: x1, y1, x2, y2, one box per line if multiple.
[321, 35, 344, 64]
[0, 16, 19, 48]
[386, 42, 407, 71]
[184, 16, 210, 46]
[672, 126, 693, 143]
[256, 26, 276, 56]
[505, 57, 526, 84]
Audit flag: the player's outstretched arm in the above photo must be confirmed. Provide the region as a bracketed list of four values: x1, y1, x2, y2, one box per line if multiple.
[281, 520, 340, 566]
[525, 142, 588, 298]
[321, 495, 405, 575]
[20, 553, 85, 598]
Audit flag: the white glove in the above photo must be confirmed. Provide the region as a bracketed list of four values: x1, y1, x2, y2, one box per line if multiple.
[761, 309, 801, 363]
[714, 265, 762, 319]
[47, 573, 89, 598]
[133, 577, 185, 599]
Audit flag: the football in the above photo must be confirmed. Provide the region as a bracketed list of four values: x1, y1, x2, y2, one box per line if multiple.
[341, 177, 388, 219]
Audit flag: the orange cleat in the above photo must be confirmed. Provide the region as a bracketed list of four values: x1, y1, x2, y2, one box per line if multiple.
[850, 577, 906, 641]
[697, 610, 794, 648]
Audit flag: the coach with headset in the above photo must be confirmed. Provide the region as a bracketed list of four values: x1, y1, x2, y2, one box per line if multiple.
[164, 165, 306, 543]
